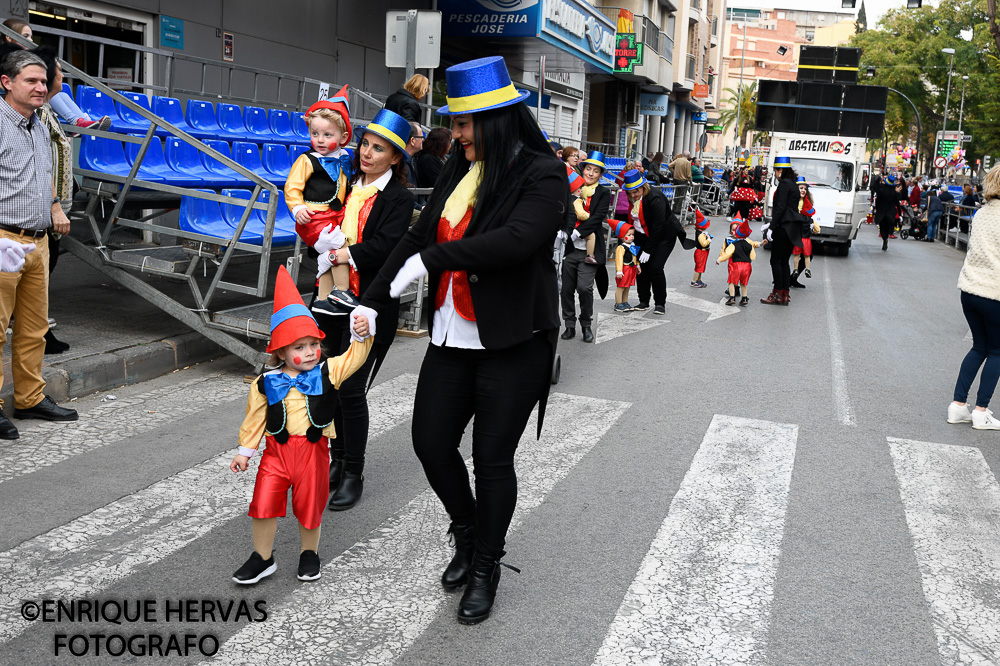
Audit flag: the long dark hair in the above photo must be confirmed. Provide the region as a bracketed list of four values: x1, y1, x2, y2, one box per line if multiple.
[350, 131, 408, 186]
[415, 126, 451, 161]
[422, 102, 556, 228]
[780, 167, 798, 182]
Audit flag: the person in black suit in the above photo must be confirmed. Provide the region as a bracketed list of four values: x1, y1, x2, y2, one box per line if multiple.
[363, 56, 563, 625]
[760, 156, 802, 305]
[871, 173, 902, 252]
[621, 169, 693, 315]
[561, 151, 610, 343]
[312, 110, 415, 511]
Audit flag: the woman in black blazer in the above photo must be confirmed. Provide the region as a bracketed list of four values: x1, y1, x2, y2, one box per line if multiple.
[761, 157, 802, 305]
[312, 110, 415, 510]
[621, 169, 692, 315]
[364, 56, 564, 625]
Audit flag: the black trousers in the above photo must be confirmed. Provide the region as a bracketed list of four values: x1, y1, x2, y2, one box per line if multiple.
[874, 210, 896, 240]
[635, 239, 672, 307]
[561, 249, 596, 327]
[411, 334, 550, 556]
[318, 317, 379, 474]
[769, 226, 794, 290]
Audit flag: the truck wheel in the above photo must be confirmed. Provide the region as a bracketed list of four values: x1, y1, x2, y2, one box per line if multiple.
[838, 243, 850, 257]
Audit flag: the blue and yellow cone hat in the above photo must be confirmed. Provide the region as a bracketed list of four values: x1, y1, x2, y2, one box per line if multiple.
[621, 168, 647, 191]
[355, 108, 412, 162]
[774, 155, 792, 168]
[581, 151, 606, 172]
[436, 56, 530, 116]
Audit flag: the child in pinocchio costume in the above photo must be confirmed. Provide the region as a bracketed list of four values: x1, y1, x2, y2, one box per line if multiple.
[790, 177, 821, 289]
[230, 267, 375, 585]
[691, 209, 711, 288]
[284, 86, 358, 315]
[611, 220, 641, 312]
[716, 217, 759, 307]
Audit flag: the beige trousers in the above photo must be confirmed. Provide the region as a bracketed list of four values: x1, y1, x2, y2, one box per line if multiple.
[0, 229, 49, 409]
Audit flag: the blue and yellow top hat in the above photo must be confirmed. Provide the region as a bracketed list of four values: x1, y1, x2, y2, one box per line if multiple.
[774, 155, 792, 168]
[796, 176, 807, 184]
[581, 151, 606, 172]
[436, 56, 530, 116]
[355, 108, 412, 163]
[621, 169, 647, 191]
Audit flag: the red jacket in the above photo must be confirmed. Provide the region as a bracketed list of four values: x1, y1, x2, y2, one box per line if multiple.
[908, 185, 921, 207]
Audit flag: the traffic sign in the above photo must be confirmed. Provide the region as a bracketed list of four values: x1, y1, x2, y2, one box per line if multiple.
[934, 156, 947, 169]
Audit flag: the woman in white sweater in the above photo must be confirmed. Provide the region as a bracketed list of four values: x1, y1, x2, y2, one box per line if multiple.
[948, 165, 1000, 430]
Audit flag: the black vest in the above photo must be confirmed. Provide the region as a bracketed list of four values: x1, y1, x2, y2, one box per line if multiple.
[256, 361, 338, 443]
[302, 153, 344, 208]
[731, 238, 754, 263]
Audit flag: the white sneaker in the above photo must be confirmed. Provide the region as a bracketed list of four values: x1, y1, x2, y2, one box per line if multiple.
[948, 227, 959, 233]
[972, 409, 1000, 430]
[947, 402, 972, 424]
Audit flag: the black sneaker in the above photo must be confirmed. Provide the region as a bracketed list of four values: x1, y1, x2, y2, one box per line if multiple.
[804, 269, 812, 278]
[633, 302, 650, 311]
[653, 305, 666, 315]
[310, 299, 348, 316]
[232, 552, 276, 585]
[327, 288, 360, 312]
[725, 296, 736, 306]
[297, 550, 321, 581]
[739, 297, 749, 307]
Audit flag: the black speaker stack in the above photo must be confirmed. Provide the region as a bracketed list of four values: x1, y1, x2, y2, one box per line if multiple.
[754, 47, 887, 139]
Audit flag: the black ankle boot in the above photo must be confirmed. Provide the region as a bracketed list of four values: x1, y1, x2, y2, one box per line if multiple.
[560, 327, 575, 340]
[44, 329, 70, 354]
[328, 471, 363, 511]
[328, 454, 345, 498]
[457, 551, 519, 625]
[441, 521, 476, 591]
[790, 271, 805, 289]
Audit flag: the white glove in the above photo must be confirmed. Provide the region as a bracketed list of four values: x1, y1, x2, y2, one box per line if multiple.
[639, 252, 651, 264]
[316, 250, 335, 279]
[314, 224, 346, 253]
[0, 239, 34, 273]
[556, 230, 568, 242]
[349, 305, 378, 342]
[766, 228, 774, 241]
[571, 229, 581, 241]
[389, 253, 428, 298]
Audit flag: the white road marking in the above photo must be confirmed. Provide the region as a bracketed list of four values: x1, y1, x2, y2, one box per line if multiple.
[595, 308, 667, 344]
[205, 393, 631, 666]
[823, 268, 856, 426]
[0, 373, 419, 646]
[888, 438, 1000, 666]
[593, 414, 798, 666]
[665, 287, 741, 321]
[0, 374, 247, 485]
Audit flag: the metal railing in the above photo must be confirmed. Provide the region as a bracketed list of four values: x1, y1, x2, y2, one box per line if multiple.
[686, 54, 697, 81]
[712, 16, 719, 37]
[661, 31, 675, 62]
[642, 16, 660, 54]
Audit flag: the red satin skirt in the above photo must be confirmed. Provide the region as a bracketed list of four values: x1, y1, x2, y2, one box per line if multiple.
[728, 261, 752, 286]
[693, 248, 709, 273]
[248, 434, 329, 530]
[616, 264, 638, 288]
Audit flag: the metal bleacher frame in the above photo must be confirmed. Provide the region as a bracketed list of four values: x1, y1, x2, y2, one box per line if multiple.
[5, 23, 398, 370]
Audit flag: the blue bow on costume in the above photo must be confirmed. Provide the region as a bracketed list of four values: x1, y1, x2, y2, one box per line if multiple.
[625, 242, 641, 258]
[263, 364, 324, 405]
[318, 154, 353, 183]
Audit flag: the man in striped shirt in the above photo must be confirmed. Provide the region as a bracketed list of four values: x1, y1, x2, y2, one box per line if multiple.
[0, 49, 77, 439]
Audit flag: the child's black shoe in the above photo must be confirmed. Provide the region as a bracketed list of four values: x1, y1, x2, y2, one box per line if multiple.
[297, 550, 322, 581]
[739, 297, 749, 307]
[233, 552, 276, 585]
[327, 288, 360, 312]
[725, 296, 737, 306]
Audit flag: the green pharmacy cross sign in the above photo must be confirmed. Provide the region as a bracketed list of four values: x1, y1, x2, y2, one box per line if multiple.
[614, 33, 644, 73]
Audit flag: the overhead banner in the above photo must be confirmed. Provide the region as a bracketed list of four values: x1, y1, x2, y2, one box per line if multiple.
[639, 93, 668, 116]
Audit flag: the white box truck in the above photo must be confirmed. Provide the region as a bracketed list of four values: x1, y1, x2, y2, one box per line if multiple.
[764, 133, 872, 256]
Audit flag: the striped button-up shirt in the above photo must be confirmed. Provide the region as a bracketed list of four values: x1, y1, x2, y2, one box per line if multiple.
[0, 95, 53, 231]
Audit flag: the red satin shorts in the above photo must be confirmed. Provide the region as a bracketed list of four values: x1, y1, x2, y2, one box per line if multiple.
[248, 434, 329, 530]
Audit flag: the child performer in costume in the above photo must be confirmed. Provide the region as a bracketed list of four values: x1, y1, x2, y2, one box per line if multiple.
[612, 220, 641, 312]
[691, 208, 711, 288]
[284, 86, 358, 315]
[230, 266, 375, 585]
[716, 217, 759, 307]
[791, 176, 820, 289]
[572, 152, 609, 265]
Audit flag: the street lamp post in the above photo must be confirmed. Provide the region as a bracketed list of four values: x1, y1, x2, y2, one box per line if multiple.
[936, 48, 955, 176]
[733, 19, 747, 163]
[957, 74, 969, 136]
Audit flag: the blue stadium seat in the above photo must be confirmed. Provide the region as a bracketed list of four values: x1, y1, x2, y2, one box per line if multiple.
[186, 100, 231, 141]
[268, 109, 300, 144]
[217, 102, 255, 141]
[76, 86, 126, 132]
[164, 137, 237, 188]
[288, 144, 309, 163]
[60, 82, 73, 101]
[180, 189, 264, 244]
[232, 141, 279, 183]
[152, 96, 211, 139]
[115, 92, 153, 134]
[244, 106, 285, 144]
[78, 134, 150, 181]
[254, 188, 297, 234]
[220, 189, 296, 245]
[290, 111, 310, 143]
[200, 140, 253, 186]
[262, 143, 292, 181]
[123, 135, 204, 188]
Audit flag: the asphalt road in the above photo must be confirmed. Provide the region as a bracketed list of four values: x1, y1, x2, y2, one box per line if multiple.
[1, 221, 996, 666]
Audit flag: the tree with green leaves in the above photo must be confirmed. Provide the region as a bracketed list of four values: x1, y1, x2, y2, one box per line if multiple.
[857, 0, 868, 33]
[716, 81, 757, 149]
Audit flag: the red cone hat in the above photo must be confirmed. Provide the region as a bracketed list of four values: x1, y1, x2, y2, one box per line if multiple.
[306, 84, 352, 144]
[695, 209, 709, 229]
[267, 266, 325, 352]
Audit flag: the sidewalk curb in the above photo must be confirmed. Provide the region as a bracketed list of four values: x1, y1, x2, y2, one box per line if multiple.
[2, 332, 227, 406]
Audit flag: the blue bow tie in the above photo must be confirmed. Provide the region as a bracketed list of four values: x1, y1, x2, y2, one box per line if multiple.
[262, 364, 325, 405]
[318, 154, 353, 183]
[625, 242, 641, 257]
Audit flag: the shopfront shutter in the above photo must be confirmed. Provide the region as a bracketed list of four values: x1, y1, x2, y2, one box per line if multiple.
[559, 106, 576, 144]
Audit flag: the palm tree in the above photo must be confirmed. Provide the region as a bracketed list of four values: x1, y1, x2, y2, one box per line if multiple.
[717, 81, 758, 149]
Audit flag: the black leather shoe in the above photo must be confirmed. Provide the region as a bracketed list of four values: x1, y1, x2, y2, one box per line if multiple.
[328, 455, 345, 498]
[581, 327, 594, 343]
[328, 472, 363, 511]
[442, 522, 476, 591]
[14, 396, 78, 422]
[560, 327, 575, 340]
[457, 551, 519, 625]
[0, 408, 19, 440]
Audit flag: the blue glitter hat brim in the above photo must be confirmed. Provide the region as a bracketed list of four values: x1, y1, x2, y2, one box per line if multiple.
[436, 89, 530, 116]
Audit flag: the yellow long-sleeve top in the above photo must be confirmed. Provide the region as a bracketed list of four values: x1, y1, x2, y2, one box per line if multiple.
[716, 238, 760, 263]
[696, 231, 711, 249]
[614, 244, 639, 273]
[283, 149, 350, 218]
[237, 337, 373, 457]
